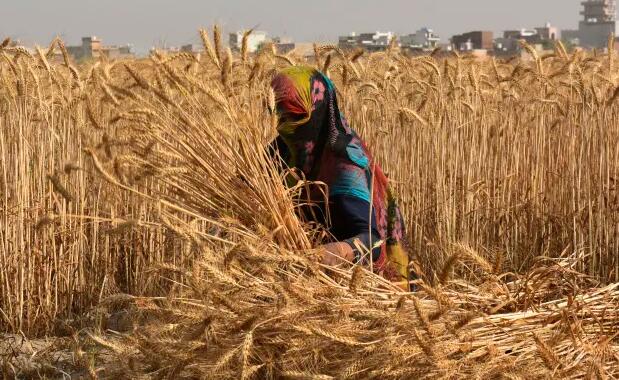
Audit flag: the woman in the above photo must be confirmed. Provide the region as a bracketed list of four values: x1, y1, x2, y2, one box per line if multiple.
[270, 66, 409, 289]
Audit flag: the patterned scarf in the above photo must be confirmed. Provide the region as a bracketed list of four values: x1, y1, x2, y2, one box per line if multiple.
[271, 66, 409, 288]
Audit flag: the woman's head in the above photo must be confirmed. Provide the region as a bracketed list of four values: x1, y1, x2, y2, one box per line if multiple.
[271, 66, 354, 174]
[271, 66, 331, 136]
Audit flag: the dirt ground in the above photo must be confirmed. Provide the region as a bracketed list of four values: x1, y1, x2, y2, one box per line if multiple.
[1, 311, 132, 379]
[1, 334, 84, 379]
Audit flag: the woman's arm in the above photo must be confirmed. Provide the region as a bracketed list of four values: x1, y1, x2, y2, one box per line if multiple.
[320, 195, 382, 266]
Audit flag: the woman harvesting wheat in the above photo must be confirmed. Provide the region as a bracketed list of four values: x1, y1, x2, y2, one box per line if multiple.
[269, 66, 410, 289]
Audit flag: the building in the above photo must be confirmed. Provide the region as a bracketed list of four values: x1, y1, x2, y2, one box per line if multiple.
[271, 37, 296, 54]
[562, 29, 581, 45]
[287, 42, 316, 59]
[274, 42, 296, 54]
[359, 31, 394, 51]
[494, 37, 520, 55]
[451, 31, 494, 51]
[338, 32, 359, 50]
[180, 44, 200, 53]
[503, 24, 559, 43]
[504, 29, 539, 43]
[65, 36, 133, 60]
[578, 0, 617, 48]
[535, 23, 560, 41]
[103, 45, 133, 59]
[229, 30, 268, 53]
[338, 31, 394, 51]
[400, 28, 440, 50]
[496, 23, 559, 55]
[66, 36, 102, 60]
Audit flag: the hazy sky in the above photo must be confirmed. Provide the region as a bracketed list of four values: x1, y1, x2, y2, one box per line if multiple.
[3, 0, 585, 53]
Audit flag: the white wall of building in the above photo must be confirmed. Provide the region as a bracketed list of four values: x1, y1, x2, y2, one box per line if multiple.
[230, 31, 268, 53]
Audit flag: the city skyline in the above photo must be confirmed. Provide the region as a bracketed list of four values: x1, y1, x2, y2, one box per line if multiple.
[2, 0, 597, 54]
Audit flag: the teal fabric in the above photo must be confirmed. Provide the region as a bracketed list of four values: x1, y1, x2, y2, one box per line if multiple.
[346, 143, 370, 169]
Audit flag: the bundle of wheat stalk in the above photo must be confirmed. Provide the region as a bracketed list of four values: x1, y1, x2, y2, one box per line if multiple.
[87, 213, 619, 379]
[1, 28, 619, 378]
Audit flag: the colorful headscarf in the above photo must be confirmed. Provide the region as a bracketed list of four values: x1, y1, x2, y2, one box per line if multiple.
[271, 66, 409, 288]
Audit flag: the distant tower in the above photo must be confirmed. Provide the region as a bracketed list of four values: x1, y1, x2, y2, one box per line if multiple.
[579, 0, 617, 48]
[82, 36, 102, 59]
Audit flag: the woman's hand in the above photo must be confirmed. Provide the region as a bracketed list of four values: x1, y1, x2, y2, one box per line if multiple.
[320, 242, 355, 267]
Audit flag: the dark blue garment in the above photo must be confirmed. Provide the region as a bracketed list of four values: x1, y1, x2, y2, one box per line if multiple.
[269, 137, 381, 263]
[301, 194, 382, 263]
[329, 195, 382, 263]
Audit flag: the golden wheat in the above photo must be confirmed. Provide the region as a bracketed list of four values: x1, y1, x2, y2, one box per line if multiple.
[1, 30, 619, 378]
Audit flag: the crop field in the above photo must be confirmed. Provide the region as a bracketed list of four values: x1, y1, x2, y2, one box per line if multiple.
[1, 29, 619, 378]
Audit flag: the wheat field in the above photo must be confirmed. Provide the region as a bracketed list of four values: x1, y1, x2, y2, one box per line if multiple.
[1, 30, 619, 378]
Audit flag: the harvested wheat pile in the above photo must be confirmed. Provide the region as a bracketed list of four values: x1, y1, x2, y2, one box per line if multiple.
[91, 241, 619, 379]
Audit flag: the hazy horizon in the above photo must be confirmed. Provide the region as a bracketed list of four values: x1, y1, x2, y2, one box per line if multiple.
[3, 0, 588, 53]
